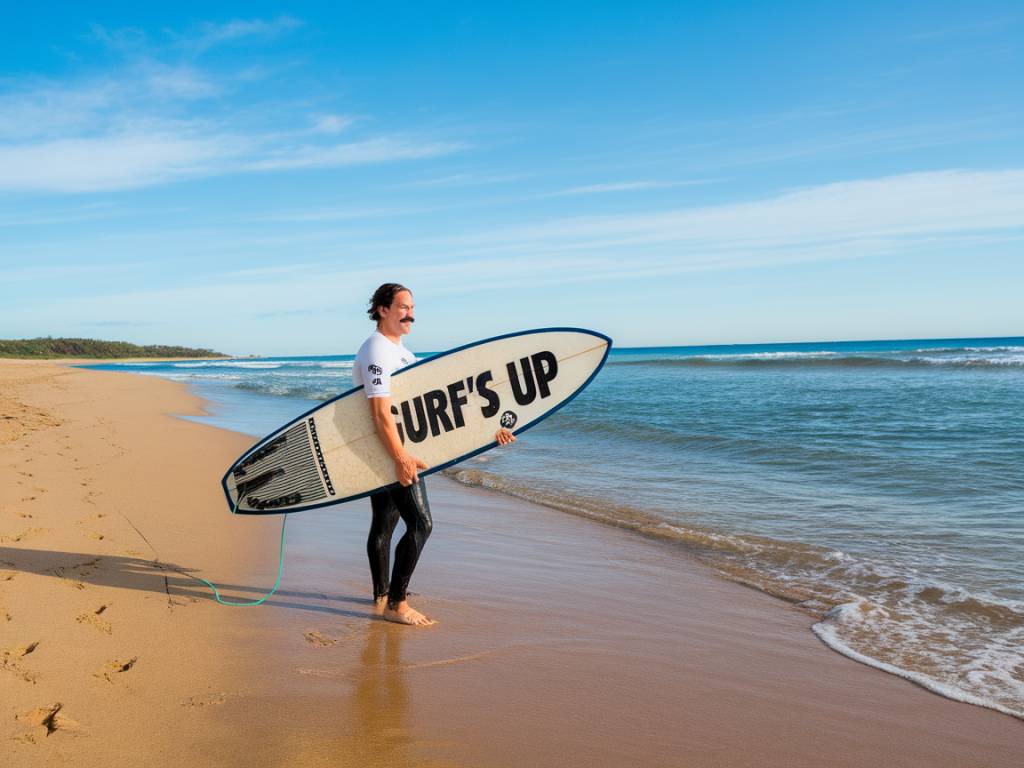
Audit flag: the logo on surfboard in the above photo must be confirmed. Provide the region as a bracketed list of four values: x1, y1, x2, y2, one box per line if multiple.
[499, 411, 518, 429]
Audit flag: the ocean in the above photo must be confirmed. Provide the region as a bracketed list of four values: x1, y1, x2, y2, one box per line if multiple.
[85, 335, 1024, 719]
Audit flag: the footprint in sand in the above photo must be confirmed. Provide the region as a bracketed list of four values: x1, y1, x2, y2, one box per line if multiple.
[15, 702, 80, 738]
[2, 640, 39, 664]
[76, 605, 111, 634]
[2, 641, 40, 684]
[76, 512, 107, 524]
[0, 528, 46, 544]
[303, 629, 350, 647]
[180, 692, 232, 707]
[94, 656, 137, 683]
[48, 559, 99, 590]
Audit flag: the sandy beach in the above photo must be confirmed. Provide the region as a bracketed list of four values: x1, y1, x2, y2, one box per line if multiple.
[2, 360, 1022, 768]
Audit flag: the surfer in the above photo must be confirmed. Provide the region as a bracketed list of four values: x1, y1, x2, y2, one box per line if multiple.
[355, 283, 515, 626]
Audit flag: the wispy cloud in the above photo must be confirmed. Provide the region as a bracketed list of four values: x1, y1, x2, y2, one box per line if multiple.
[544, 180, 711, 197]
[244, 137, 465, 172]
[261, 204, 440, 224]
[0, 131, 245, 193]
[388, 172, 527, 189]
[439, 169, 1024, 262]
[178, 16, 305, 55]
[25, 169, 1024, 322]
[0, 18, 462, 193]
[89, 16, 304, 57]
[311, 114, 357, 135]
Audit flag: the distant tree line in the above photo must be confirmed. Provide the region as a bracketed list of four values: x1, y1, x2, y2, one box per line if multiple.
[0, 337, 225, 359]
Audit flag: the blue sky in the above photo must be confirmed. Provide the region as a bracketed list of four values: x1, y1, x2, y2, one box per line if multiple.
[1, 2, 1022, 354]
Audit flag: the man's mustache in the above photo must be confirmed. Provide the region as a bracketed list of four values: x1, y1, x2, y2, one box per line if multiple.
[400, 317, 415, 323]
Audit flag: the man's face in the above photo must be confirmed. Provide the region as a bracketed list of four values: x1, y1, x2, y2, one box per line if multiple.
[380, 290, 415, 337]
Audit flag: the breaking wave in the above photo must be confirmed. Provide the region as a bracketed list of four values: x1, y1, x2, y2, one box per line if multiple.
[611, 349, 1024, 369]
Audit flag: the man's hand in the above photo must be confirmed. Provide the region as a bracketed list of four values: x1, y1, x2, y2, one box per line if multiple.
[495, 428, 516, 446]
[396, 452, 429, 486]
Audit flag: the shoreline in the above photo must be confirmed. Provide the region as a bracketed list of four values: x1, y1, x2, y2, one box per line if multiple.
[2, 360, 1021, 766]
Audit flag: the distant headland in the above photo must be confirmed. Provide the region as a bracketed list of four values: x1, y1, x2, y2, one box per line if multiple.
[0, 337, 225, 359]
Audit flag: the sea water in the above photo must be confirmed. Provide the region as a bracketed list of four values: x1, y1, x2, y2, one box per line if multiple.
[87, 336, 1024, 718]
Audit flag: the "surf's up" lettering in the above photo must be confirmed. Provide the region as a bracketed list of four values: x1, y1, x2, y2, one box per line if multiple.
[391, 350, 558, 444]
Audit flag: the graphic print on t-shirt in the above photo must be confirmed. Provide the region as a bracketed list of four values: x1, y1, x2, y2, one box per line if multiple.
[352, 331, 418, 398]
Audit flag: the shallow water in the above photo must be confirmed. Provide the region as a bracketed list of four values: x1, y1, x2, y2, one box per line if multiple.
[86, 335, 1024, 718]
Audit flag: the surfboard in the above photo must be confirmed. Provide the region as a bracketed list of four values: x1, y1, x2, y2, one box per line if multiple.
[221, 327, 612, 514]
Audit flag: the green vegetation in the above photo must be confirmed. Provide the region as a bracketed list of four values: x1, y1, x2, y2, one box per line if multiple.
[0, 337, 225, 359]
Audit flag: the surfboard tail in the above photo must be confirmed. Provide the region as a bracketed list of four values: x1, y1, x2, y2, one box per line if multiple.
[223, 418, 333, 514]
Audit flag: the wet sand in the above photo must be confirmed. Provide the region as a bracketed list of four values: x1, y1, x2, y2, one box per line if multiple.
[2, 360, 1021, 767]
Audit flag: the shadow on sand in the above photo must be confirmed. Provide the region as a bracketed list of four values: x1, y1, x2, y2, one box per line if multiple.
[0, 545, 374, 620]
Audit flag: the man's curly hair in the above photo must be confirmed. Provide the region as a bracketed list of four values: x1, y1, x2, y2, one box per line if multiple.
[368, 283, 411, 322]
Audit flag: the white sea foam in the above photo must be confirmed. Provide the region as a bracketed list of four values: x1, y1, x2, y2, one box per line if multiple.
[812, 601, 1024, 720]
[702, 351, 839, 361]
[171, 360, 283, 369]
[446, 469, 1024, 719]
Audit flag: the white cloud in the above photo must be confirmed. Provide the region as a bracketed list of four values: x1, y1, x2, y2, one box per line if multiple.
[0, 75, 461, 192]
[0, 64, 219, 142]
[0, 130, 463, 192]
[312, 114, 356, 135]
[142, 65, 220, 99]
[0, 17, 461, 193]
[0, 131, 245, 192]
[182, 16, 304, 55]
[548, 180, 710, 196]
[466, 169, 1024, 258]
[0, 79, 119, 141]
[389, 172, 527, 189]
[244, 137, 465, 172]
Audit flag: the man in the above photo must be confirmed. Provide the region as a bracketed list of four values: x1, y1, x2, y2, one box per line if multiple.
[353, 283, 515, 626]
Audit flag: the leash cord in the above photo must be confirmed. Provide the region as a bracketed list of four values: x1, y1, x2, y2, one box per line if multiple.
[174, 494, 288, 607]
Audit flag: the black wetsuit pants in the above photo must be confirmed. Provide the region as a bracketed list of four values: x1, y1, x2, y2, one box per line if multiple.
[367, 480, 432, 608]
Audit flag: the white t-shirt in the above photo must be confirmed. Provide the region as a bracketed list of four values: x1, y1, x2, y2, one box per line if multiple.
[352, 330, 417, 399]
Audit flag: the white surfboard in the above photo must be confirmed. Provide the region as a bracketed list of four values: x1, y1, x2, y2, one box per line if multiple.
[221, 328, 611, 514]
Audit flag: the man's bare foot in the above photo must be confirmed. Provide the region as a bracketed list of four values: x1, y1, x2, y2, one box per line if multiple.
[372, 596, 388, 616]
[383, 600, 436, 626]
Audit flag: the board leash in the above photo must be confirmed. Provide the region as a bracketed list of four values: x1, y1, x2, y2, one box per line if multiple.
[174, 494, 288, 607]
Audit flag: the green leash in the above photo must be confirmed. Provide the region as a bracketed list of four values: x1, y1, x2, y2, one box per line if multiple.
[177, 495, 289, 607]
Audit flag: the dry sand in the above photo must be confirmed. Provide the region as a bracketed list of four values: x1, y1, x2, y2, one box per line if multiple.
[1, 360, 1021, 767]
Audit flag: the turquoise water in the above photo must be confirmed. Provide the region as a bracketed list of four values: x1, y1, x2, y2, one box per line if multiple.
[86, 336, 1024, 718]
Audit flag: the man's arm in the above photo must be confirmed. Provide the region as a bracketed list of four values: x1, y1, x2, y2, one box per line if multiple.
[369, 395, 427, 486]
